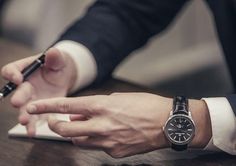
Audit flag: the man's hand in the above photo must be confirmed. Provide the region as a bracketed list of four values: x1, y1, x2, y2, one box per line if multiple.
[26, 93, 171, 158]
[1, 48, 77, 136]
[25, 93, 212, 158]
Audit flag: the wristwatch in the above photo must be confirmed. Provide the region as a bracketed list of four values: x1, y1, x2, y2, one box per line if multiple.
[163, 96, 195, 151]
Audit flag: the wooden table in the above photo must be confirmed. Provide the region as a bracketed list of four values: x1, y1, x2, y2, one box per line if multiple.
[0, 39, 235, 165]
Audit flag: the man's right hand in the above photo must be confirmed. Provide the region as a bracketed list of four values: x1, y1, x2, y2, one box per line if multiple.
[1, 48, 77, 136]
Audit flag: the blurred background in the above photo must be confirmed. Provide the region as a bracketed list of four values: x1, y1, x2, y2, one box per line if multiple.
[0, 0, 233, 97]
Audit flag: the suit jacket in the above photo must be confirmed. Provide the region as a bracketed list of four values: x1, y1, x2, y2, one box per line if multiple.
[58, 0, 236, 113]
[0, 0, 7, 33]
[0, 0, 6, 19]
[0, 0, 5, 10]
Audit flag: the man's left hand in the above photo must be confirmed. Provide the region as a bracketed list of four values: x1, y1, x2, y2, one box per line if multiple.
[26, 93, 211, 158]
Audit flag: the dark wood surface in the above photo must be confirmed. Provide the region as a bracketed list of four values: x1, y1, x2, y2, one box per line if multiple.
[0, 39, 235, 166]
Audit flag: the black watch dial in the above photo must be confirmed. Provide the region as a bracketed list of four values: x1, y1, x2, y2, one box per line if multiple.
[164, 115, 195, 145]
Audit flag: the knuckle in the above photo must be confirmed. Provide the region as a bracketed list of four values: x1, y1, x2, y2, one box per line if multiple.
[71, 138, 78, 145]
[97, 123, 113, 136]
[36, 103, 47, 112]
[1, 66, 11, 77]
[93, 100, 110, 113]
[93, 102, 106, 113]
[1, 66, 6, 75]
[18, 115, 28, 125]
[55, 124, 68, 137]
[99, 130, 109, 137]
[71, 137, 86, 145]
[10, 97, 21, 108]
[107, 150, 124, 159]
[104, 141, 117, 149]
[56, 101, 70, 113]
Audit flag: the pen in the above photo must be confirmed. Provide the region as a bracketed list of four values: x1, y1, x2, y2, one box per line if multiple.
[0, 54, 46, 100]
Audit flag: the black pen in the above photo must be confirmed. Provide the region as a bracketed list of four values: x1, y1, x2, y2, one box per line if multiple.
[0, 54, 46, 100]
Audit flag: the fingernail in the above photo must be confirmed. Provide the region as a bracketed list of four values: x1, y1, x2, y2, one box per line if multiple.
[27, 105, 37, 113]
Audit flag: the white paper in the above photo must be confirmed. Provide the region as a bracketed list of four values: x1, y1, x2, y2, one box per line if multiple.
[8, 114, 71, 141]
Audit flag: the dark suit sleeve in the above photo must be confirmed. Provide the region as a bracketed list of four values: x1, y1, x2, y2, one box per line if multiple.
[226, 95, 236, 115]
[58, 0, 188, 84]
[0, 0, 6, 18]
[0, 0, 6, 9]
[0, 0, 6, 33]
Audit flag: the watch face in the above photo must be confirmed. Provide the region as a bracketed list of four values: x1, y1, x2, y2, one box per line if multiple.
[164, 114, 195, 145]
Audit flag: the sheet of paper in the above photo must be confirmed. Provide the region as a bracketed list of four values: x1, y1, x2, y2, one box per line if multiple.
[8, 114, 71, 141]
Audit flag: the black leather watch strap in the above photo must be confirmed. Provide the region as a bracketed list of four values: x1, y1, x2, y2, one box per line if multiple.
[171, 144, 188, 151]
[173, 96, 189, 115]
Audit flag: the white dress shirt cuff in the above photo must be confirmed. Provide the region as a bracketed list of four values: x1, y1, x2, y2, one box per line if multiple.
[202, 97, 236, 154]
[54, 40, 97, 93]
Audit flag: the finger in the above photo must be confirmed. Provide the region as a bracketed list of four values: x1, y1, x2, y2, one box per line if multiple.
[18, 106, 37, 137]
[18, 106, 31, 125]
[48, 118, 99, 137]
[1, 56, 38, 84]
[10, 82, 34, 107]
[26, 97, 98, 116]
[71, 136, 106, 149]
[69, 114, 88, 121]
[44, 48, 66, 71]
[26, 115, 38, 137]
[41, 48, 69, 86]
[1, 62, 23, 85]
[71, 136, 88, 144]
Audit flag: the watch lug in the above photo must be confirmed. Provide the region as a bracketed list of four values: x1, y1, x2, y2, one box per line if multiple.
[189, 111, 192, 118]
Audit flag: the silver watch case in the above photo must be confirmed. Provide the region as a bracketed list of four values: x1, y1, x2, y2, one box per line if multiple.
[163, 111, 195, 146]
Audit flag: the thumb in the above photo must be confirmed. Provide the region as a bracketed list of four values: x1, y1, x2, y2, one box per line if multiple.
[44, 48, 66, 71]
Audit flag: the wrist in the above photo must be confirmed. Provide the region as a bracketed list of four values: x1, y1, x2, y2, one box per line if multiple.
[54, 40, 97, 94]
[189, 99, 212, 148]
[161, 97, 212, 150]
[154, 96, 172, 149]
